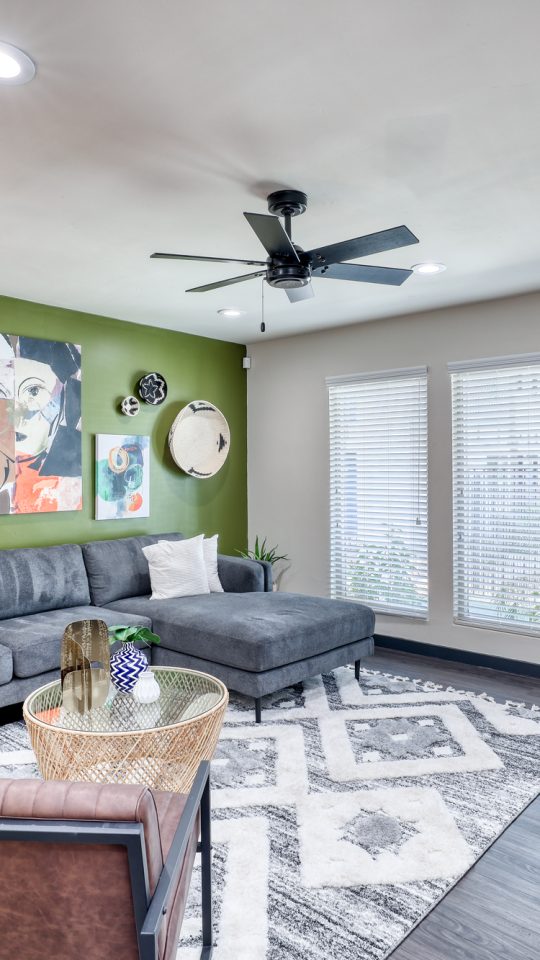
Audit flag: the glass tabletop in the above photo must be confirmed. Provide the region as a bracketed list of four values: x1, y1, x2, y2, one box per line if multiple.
[25, 666, 227, 734]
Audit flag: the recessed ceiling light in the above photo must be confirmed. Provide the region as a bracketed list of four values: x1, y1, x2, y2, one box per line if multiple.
[0, 41, 36, 85]
[217, 308, 244, 318]
[412, 262, 447, 275]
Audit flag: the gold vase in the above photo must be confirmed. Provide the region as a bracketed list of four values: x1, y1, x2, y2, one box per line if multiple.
[61, 620, 110, 714]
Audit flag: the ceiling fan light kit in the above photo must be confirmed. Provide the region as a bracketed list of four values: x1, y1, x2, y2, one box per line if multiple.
[151, 189, 421, 306]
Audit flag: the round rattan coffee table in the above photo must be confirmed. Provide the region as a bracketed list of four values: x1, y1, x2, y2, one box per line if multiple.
[23, 667, 228, 793]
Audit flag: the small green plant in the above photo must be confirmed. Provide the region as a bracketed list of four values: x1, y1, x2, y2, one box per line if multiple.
[237, 535, 289, 566]
[108, 625, 161, 646]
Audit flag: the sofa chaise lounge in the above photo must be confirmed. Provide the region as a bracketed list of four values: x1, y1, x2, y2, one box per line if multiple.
[0, 533, 375, 720]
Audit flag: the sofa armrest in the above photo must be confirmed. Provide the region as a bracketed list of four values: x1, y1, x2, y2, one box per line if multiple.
[257, 559, 273, 592]
[217, 555, 272, 593]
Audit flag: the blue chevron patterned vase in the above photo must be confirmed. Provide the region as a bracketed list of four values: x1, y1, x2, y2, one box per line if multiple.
[110, 641, 148, 692]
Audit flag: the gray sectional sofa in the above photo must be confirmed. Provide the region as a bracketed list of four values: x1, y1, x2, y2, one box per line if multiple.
[0, 533, 375, 720]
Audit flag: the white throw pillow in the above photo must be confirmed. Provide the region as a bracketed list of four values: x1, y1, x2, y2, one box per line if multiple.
[143, 535, 210, 599]
[203, 534, 224, 593]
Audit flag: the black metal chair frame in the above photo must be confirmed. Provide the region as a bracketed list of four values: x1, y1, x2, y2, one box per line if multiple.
[0, 761, 213, 960]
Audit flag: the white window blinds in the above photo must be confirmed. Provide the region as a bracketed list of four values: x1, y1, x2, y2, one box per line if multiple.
[328, 367, 428, 617]
[450, 355, 540, 634]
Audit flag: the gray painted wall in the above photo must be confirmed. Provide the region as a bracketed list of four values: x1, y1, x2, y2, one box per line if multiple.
[247, 290, 540, 665]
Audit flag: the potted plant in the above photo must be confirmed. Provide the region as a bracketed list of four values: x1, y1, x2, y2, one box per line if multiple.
[108, 625, 160, 692]
[237, 535, 290, 591]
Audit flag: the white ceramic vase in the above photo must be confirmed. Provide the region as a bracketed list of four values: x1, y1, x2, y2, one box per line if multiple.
[132, 669, 161, 704]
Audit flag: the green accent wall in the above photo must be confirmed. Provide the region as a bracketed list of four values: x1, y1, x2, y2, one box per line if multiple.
[0, 296, 247, 554]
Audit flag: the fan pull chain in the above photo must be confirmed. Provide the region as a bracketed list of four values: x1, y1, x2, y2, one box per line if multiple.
[260, 278, 266, 333]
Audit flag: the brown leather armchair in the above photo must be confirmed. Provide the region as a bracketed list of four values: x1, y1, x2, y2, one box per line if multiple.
[0, 762, 213, 960]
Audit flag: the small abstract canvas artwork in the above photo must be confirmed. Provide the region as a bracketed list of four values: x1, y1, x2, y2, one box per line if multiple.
[0, 333, 82, 514]
[95, 434, 150, 520]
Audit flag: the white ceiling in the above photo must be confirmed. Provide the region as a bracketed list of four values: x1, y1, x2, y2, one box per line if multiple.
[1, 0, 540, 344]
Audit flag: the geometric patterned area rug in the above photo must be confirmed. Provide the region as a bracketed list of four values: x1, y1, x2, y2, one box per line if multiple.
[1, 665, 539, 960]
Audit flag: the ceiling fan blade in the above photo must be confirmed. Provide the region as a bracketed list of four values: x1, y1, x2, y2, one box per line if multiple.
[186, 270, 266, 293]
[313, 262, 413, 286]
[286, 283, 315, 303]
[308, 225, 419, 267]
[243, 212, 299, 261]
[151, 252, 266, 266]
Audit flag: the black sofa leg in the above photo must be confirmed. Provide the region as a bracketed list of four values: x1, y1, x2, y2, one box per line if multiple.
[354, 659, 361, 682]
[255, 697, 262, 723]
[200, 774, 213, 959]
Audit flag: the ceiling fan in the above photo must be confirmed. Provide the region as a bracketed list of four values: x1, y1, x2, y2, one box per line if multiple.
[151, 190, 419, 303]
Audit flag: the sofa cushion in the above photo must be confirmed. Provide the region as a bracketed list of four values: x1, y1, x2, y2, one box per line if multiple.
[0, 606, 152, 679]
[143, 536, 210, 600]
[0, 644, 13, 686]
[103, 592, 375, 673]
[82, 533, 184, 606]
[0, 545, 90, 621]
[202, 535, 224, 593]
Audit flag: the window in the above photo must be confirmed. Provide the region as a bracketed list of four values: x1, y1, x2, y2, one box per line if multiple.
[328, 367, 428, 617]
[450, 355, 540, 634]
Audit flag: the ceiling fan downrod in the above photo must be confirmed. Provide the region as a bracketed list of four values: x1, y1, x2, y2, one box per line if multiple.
[266, 189, 308, 239]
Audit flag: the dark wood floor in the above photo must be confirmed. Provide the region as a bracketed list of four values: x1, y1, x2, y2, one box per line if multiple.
[371, 645, 540, 708]
[388, 794, 540, 960]
[373, 647, 540, 960]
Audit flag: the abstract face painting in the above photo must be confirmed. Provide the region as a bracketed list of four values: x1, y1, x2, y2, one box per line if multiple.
[0, 335, 82, 514]
[96, 434, 150, 520]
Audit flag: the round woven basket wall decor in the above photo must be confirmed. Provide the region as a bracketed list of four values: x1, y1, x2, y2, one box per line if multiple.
[138, 372, 168, 405]
[168, 400, 230, 478]
[120, 395, 140, 417]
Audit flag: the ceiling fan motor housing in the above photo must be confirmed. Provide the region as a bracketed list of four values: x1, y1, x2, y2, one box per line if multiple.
[267, 261, 311, 289]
